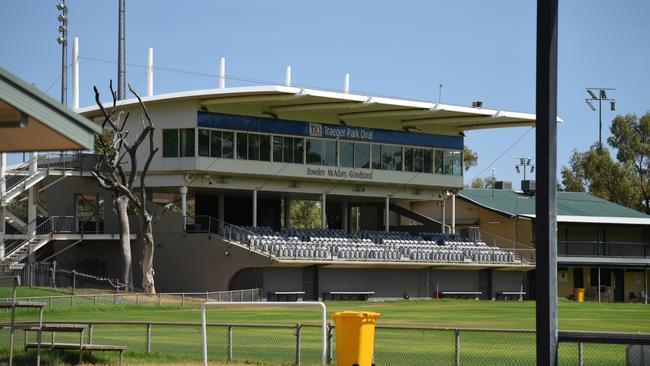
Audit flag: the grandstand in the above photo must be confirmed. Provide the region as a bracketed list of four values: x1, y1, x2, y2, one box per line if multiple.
[1, 60, 544, 300]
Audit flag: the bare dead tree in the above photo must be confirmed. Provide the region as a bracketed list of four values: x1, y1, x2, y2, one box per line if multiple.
[92, 81, 159, 294]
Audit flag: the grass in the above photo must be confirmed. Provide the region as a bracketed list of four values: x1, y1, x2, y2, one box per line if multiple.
[1, 295, 649, 365]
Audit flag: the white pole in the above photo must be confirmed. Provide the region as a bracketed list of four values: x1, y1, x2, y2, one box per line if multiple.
[180, 186, 188, 220]
[321, 193, 326, 229]
[71, 37, 79, 111]
[385, 196, 390, 232]
[0, 153, 6, 194]
[0, 153, 5, 260]
[441, 195, 446, 234]
[285, 66, 292, 87]
[252, 190, 257, 227]
[451, 193, 456, 234]
[218, 57, 226, 89]
[343, 73, 350, 94]
[146, 48, 154, 97]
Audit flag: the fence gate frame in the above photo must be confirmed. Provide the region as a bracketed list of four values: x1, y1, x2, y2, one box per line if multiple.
[201, 301, 327, 366]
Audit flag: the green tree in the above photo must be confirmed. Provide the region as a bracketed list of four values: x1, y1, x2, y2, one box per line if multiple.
[463, 146, 478, 172]
[607, 113, 650, 213]
[468, 175, 496, 189]
[289, 200, 322, 228]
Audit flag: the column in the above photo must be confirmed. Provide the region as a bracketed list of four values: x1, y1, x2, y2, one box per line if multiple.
[597, 267, 601, 303]
[0, 153, 5, 260]
[28, 152, 37, 237]
[451, 193, 456, 234]
[252, 190, 258, 228]
[321, 193, 326, 229]
[284, 198, 291, 229]
[180, 186, 188, 229]
[441, 196, 446, 234]
[341, 201, 348, 233]
[384, 196, 390, 232]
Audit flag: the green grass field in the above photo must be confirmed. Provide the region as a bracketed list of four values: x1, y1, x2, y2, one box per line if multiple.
[1, 288, 649, 365]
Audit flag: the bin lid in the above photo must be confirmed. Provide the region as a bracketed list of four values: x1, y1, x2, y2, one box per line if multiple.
[333, 311, 381, 320]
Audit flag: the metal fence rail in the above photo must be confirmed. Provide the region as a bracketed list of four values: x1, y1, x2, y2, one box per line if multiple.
[1, 320, 648, 365]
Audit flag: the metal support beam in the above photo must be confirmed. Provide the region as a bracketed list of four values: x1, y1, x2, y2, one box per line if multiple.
[321, 193, 326, 229]
[535, 0, 559, 364]
[441, 197, 446, 234]
[252, 190, 258, 228]
[284, 198, 291, 229]
[644, 267, 648, 305]
[342, 201, 348, 233]
[384, 196, 390, 232]
[451, 193, 456, 234]
[180, 186, 187, 228]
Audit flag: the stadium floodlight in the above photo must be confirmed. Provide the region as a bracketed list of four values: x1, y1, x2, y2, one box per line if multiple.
[515, 157, 534, 181]
[587, 90, 597, 99]
[515, 166, 520, 173]
[610, 100, 616, 111]
[600, 89, 607, 99]
[56, 36, 66, 44]
[531, 165, 535, 173]
[586, 99, 596, 111]
[56, 3, 66, 11]
[58, 25, 65, 33]
[58, 14, 66, 22]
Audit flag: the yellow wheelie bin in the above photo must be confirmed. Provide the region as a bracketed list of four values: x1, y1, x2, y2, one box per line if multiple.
[332, 311, 381, 366]
[574, 288, 585, 303]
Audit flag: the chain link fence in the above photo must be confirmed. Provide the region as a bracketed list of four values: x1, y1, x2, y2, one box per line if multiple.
[2, 321, 648, 365]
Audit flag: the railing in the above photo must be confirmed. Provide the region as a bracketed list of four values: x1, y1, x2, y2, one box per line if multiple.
[558, 240, 649, 258]
[0, 320, 646, 365]
[479, 229, 536, 264]
[0, 289, 262, 309]
[186, 215, 260, 248]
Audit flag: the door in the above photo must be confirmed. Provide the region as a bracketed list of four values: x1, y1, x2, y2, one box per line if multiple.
[614, 269, 625, 302]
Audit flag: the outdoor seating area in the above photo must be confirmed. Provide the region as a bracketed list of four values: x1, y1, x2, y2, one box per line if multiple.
[235, 227, 521, 265]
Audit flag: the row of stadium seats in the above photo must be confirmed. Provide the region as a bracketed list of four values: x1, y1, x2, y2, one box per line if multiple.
[230, 227, 520, 265]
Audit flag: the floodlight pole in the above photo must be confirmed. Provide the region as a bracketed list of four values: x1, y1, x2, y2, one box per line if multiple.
[117, 0, 126, 100]
[585, 87, 616, 150]
[536, 0, 558, 365]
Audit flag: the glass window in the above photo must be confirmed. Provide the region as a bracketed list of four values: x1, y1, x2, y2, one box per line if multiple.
[404, 147, 414, 172]
[435, 150, 443, 174]
[354, 143, 370, 169]
[273, 136, 283, 162]
[323, 140, 337, 166]
[382, 145, 402, 171]
[414, 148, 424, 172]
[180, 129, 195, 157]
[248, 134, 259, 160]
[293, 138, 304, 164]
[162, 129, 178, 157]
[222, 132, 234, 158]
[259, 135, 271, 161]
[306, 139, 322, 165]
[210, 130, 222, 158]
[198, 129, 210, 157]
[452, 150, 462, 176]
[237, 133, 248, 159]
[444, 150, 454, 175]
[423, 149, 433, 173]
[340, 142, 354, 168]
[371, 144, 381, 169]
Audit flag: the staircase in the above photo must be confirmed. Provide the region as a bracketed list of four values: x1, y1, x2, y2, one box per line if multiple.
[0, 216, 64, 265]
[0, 169, 48, 205]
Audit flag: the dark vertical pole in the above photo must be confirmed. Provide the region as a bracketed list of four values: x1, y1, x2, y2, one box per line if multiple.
[598, 91, 603, 149]
[117, 0, 126, 100]
[536, 0, 559, 365]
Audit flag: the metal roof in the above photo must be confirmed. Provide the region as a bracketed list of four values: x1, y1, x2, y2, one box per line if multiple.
[459, 189, 650, 225]
[0, 67, 101, 152]
[78, 85, 562, 135]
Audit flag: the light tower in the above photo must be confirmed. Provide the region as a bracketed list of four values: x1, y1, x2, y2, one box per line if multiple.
[515, 157, 535, 181]
[57, 1, 68, 106]
[585, 88, 616, 149]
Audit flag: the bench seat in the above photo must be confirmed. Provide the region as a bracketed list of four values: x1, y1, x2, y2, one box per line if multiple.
[323, 291, 375, 301]
[268, 291, 305, 301]
[441, 291, 482, 300]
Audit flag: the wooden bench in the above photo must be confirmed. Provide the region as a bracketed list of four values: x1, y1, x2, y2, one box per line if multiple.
[1, 275, 45, 366]
[268, 291, 305, 301]
[323, 291, 375, 301]
[25, 341, 126, 365]
[497, 291, 526, 301]
[441, 291, 482, 300]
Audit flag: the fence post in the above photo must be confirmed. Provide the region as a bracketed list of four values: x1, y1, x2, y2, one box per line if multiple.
[181, 293, 185, 306]
[146, 323, 152, 354]
[205, 291, 209, 302]
[295, 322, 302, 366]
[72, 270, 76, 295]
[454, 329, 460, 366]
[49, 296, 53, 309]
[93, 295, 97, 306]
[71, 294, 75, 308]
[227, 325, 233, 362]
[326, 322, 333, 365]
[578, 342, 583, 366]
[157, 294, 161, 305]
[88, 323, 94, 344]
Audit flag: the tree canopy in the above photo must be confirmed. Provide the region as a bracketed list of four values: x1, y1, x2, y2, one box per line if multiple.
[561, 112, 650, 214]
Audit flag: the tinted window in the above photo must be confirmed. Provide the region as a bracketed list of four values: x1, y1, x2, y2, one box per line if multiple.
[162, 129, 178, 157]
[340, 142, 354, 168]
[435, 150, 443, 174]
[423, 149, 433, 173]
[210, 130, 222, 158]
[198, 129, 210, 157]
[371, 144, 381, 169]
[404, 147, 414, 172]
[323, 141, 337, 166]
[237, 133, 248, 159]
[306, 139, 322, 164]
[180, 129, 195, 157]
[354, 143, 370, 169]
[293, 138, 304, 164]
[222, 132, 234, 158]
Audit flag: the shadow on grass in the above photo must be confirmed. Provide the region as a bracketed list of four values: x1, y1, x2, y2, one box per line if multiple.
[1, 349, 111, 365]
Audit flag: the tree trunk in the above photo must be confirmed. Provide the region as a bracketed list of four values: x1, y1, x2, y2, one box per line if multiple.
[141, 211, 156, 294]
[116, 195, 133, 290]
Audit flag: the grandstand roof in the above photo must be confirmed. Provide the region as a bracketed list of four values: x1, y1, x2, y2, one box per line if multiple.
[0, 67, 101, 152]
[459, 189, 650, 225]
[79, 85, 562, 134]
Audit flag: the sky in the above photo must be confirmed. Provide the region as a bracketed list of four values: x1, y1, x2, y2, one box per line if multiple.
[1, 0, 649, 188]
